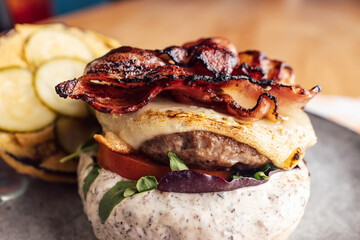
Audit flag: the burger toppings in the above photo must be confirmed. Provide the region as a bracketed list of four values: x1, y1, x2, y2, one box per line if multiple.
[159, 152, 276, 194]
[157, 169, 268, 193]
[167, 151, 189, 171]
[97, 142, 172, 181]
[96, 142, 231, 181]
[95, 99, 315, 170]
[83, 150, 279, 223]
[86, 145, 277, 194]
[140, 131, 270, 170]
[161, 37, 238, 77]
[55, 37, 320, 122]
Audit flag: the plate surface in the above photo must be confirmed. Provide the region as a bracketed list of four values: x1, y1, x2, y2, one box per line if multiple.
[0, 113, 359, 240]
[290, 113, 360, 239]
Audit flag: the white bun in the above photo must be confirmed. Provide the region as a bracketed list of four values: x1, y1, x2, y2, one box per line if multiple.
[78, 153, 310, 240]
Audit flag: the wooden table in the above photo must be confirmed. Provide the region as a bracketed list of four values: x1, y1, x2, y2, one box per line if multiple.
[47, 0, 360, 97]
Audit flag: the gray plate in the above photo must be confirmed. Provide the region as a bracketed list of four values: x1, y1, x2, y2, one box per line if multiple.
[0, 113, 359, 240]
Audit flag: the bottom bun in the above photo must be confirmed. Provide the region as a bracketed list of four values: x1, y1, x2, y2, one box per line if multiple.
[78, 153, 310, 240]
[0, 126, 77, 183]
[0, 117, 99, 183]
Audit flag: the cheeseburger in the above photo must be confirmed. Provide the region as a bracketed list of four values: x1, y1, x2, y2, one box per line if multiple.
[56, 37, 320, 240]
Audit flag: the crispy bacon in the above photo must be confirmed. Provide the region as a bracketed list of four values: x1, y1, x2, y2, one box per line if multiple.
[160, 37, 238, 77]
[235, 51, 295, 85]
[55, 37, 320, 121]
[84, 46, 166, 80]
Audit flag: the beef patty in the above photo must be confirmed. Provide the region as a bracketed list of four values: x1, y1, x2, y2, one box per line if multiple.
[140, 131, 270, 170]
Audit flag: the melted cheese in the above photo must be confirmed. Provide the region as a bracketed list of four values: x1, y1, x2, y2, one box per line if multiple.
[96, 98, 316, 169]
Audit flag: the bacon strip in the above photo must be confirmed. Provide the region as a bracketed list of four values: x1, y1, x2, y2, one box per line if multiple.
[160, 37, 238, 77]
[236, 51, 295, 85]
[55, 37, 320, 121]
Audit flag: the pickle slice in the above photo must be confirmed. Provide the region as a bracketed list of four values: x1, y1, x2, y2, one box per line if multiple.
[69, 28, 119, 58]
[34, 58, 89, 117]
[0, 68, 56, 132]
[24, 28, 93, 66]
[55, 116, 100, 153]
[0, 30, 28, 69]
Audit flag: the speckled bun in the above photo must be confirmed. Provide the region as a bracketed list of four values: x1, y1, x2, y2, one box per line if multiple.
[78, 153, 310, 240]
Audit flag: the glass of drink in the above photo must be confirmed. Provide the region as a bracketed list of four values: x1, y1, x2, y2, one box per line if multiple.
[0, 159, 29, 205]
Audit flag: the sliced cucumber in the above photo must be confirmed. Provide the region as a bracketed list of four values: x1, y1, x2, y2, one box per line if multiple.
[0, 68, 56, 132]
[24, 28, 93, 66]
[35, 58, 89, 117]
[69, 28, 116, 58]
[0, 29, 28, 69]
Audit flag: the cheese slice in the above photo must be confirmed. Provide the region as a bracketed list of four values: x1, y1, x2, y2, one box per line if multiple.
[96, 98, 316, 169]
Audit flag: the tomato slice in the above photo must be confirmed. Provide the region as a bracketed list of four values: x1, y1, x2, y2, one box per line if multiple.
[97, 143, 230, 181]
[97, 143, 170, 181]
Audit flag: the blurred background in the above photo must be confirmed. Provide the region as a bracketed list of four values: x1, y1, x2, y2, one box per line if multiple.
[0, 0, 108, 27]
[1, 0, 360, 131]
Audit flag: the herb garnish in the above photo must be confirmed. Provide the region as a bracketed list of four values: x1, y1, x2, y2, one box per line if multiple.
[232, 172, 243, 180]
[60, 136, 98, 163]
[83, 163, 101, 200]
[253, 171, 269, 180]
[136, 176, 159, 192]
[99, 181, 136, 224]
[168, 152, 189, 171]
[231, 163, 279, 181]
[99, 176, 158, 224]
